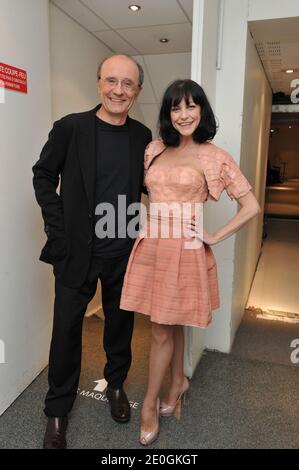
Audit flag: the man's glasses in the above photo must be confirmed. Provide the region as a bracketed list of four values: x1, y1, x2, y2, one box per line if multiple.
[99, 76, 139, 92]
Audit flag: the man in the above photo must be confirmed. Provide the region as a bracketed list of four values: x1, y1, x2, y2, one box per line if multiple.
[32, 55, 152, 449]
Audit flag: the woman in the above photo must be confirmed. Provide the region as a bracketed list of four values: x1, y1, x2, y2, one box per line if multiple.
[120, 79, 261, 445]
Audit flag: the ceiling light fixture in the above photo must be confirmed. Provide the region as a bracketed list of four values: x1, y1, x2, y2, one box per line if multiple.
[285, 69, 294, 74]
[159, 38, 169, 43]
[128, 4, 141, 11]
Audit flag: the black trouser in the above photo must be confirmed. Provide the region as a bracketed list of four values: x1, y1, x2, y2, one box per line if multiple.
[44, 253, 134, 417]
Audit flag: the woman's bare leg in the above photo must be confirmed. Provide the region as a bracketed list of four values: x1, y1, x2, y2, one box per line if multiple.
[164, 325, 186, 404]
[141, 323, 174, 431]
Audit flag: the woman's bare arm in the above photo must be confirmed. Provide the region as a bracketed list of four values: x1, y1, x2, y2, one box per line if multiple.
[191, 191, 261, 245]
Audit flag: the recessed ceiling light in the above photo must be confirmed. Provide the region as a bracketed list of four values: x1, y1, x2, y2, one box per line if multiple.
[159, 38, 169, 43]
[128, 4, 141, 11]
[286, 69, 294, 74]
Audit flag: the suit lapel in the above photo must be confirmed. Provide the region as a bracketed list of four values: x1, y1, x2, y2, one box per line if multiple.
[76, 105, 99, 212]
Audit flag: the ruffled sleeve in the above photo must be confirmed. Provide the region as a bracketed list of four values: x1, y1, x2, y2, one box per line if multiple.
[204, 149, 252, 201]
[144, 139, 166, 183]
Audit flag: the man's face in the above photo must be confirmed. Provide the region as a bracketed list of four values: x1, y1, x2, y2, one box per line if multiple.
[98, 56, 141, 122]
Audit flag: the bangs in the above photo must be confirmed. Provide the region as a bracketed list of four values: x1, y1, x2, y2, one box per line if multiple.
[171, 81, 198, 107]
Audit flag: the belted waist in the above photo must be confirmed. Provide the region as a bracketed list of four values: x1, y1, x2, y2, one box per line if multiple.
[139, 212, 202, 240]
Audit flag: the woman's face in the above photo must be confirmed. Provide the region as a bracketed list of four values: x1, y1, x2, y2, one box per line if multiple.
[170, 97, 201, 138]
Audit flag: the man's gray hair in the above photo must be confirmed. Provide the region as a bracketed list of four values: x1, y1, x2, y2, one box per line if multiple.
[97, 54, 144, 87]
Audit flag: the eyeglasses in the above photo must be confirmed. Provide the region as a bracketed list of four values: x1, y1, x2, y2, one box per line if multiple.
[99, 76, 139, 92]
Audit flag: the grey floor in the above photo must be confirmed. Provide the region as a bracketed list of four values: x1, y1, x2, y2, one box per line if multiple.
[0, 312, 299, 449]
[247, 218, 299, 316]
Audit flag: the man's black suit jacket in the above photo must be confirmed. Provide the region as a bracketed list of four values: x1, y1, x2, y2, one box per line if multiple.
[32, 104, 152, 288]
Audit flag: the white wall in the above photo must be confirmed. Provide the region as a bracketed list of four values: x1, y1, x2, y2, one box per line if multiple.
[49, 2, 112, 120]
[248, 0, 299, 21]
[194, 0, 220, 110]
[205, 0, 249, 352]
[133, 52, 192, 137]
[0, 0, 52, 415]
[231, 30, 272, 343]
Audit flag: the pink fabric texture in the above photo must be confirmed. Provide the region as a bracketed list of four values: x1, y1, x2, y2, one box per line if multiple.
[120, 140, 252, 327]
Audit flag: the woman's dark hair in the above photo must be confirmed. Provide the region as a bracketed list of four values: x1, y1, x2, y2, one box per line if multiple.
[159, 79, 217, 146]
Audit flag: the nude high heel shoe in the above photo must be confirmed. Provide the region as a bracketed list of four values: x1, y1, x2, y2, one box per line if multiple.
[160, 377, 189, 418]
[139, 398, 160, 446]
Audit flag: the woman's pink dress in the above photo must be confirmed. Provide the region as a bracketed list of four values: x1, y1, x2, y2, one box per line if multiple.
[120, 140, 252, 327]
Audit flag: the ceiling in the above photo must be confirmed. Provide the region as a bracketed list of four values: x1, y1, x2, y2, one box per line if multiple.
[51, 0, 193, 55]
[51, 1, 299, 96]
[249, 17, 299, 95]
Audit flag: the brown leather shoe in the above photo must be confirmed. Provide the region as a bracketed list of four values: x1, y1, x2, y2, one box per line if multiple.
[106, 386, 130, 423]
[43, 417, 68, 449]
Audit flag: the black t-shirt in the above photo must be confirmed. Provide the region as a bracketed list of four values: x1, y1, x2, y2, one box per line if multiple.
[92, 116, 134, 257]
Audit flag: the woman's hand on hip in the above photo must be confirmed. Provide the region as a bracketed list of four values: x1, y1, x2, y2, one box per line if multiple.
[188, 217, 219, 246]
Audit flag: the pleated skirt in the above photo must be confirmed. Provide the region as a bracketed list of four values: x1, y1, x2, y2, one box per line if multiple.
[120, 218, 220, 327]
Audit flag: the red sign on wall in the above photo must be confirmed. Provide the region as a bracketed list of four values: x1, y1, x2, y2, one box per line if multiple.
[0, 63, 28, 94]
